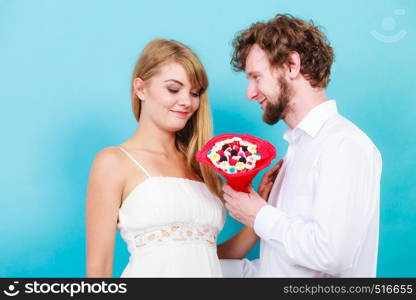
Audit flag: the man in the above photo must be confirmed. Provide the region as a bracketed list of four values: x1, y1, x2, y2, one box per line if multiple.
[217, 14, 382, 277]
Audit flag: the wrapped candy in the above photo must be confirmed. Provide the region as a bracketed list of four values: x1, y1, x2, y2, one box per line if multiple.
[197, 133, 277, 193]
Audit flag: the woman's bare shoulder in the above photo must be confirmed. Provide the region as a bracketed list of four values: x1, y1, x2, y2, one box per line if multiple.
[86, 147, 126, 212]
[94, 146, 123, 164]
[89, 146, 125, 182]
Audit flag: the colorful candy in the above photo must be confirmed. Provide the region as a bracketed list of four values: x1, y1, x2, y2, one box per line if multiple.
[207, 137, 261, 174]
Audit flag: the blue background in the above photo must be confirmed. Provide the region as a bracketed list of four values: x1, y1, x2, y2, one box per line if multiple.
[1, 0, 415, 277]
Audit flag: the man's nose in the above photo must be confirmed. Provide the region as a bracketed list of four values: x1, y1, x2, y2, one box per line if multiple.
[246, 82, 258, 101]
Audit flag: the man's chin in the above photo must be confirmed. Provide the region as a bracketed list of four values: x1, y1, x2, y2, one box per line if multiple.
[263, 119, 281, 125]
[262, 107, 282, 125]
[262, 112, 281, 125]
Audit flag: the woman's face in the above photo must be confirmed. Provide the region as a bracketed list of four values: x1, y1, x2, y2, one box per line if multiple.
[135, 61, 201, 132]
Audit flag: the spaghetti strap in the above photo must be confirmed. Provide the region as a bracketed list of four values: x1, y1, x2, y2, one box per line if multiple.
[118, 146, 151, 178]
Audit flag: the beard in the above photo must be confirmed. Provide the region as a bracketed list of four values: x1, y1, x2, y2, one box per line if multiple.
[262, 75, 293, 125]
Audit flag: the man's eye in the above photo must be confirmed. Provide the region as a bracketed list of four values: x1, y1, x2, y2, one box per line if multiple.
[168, 88, 179, 94]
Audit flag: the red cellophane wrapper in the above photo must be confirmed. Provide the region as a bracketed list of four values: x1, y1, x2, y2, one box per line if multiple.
[196, 133, 277, 193]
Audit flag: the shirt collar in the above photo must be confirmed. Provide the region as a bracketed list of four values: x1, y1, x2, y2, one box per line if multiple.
[283, 100, 338, 143]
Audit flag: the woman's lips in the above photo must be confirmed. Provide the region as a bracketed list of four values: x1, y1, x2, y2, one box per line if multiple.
[170, 110, 189, 118]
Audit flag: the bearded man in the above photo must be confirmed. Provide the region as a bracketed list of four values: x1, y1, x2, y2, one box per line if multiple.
[217, 14, 382, 278]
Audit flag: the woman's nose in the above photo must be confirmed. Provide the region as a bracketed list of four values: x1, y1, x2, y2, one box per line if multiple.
[178, 93, 192, 107]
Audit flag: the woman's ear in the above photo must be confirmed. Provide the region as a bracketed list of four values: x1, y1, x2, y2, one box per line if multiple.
[133, 77, 146, 101]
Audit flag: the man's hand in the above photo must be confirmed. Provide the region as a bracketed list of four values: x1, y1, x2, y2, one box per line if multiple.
[258, 159, 284, 201]
[222, 184, 267, 228]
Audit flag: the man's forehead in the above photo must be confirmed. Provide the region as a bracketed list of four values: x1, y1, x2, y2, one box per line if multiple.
[245, 45, 269, 74]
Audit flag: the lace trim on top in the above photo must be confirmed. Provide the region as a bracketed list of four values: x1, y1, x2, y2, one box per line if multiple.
[132, 223, 218, 248]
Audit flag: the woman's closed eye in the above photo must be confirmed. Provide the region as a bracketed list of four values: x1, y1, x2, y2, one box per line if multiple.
[191, 91, 200, 98]
[168, 87, 200, 98]
[167, 88, 179, 94]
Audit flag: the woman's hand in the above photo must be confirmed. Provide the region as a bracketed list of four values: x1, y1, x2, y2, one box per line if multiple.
[257, 159, 284, 201]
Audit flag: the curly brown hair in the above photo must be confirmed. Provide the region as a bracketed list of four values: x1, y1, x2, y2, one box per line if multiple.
[231, 14, 335, 88]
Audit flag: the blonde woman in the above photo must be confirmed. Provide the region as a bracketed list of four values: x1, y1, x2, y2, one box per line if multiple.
[86, 39, 226, 277]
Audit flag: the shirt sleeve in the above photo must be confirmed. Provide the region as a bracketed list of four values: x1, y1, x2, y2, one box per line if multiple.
[253, 136, 382, 276]
[220, 258, 260, 277]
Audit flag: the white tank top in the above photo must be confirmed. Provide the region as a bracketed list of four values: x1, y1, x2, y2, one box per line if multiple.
[116, 146, 226, 277]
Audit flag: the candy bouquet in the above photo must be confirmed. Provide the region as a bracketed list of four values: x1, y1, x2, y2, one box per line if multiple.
[196, 133, 276, 192]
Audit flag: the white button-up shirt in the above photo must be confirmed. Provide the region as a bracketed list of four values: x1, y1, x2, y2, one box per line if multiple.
[221, 100, 382, 277]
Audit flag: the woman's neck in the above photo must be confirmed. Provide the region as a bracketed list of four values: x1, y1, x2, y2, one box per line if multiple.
[129, 121, 179, 158]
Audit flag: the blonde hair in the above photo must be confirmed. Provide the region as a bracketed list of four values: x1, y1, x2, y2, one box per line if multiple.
[131, 39, 223, 199]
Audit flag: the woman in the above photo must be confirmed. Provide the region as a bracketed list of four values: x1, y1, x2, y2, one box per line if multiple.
[86, 39, 226, 277]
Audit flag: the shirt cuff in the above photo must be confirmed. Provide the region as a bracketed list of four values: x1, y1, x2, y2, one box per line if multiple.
[220, 259, 260, 277]
[220, 259, 244, 277]
[253, 204, 283, 241]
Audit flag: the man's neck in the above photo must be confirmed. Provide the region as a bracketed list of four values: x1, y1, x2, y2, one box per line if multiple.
[284, 86, 328, 129]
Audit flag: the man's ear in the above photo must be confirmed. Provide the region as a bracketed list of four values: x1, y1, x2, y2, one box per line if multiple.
[287, 51, 301, 80]
[133, 77, 146, 101]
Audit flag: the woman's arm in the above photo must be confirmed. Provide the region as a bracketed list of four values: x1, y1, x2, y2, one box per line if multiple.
[86, 148, 124, 277]
[217, 226, 259, 259]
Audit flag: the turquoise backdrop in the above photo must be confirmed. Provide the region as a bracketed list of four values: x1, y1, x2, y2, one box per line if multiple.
[1, 0, 415, 277]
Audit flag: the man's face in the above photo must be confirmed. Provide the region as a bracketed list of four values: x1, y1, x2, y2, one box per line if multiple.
[245, 44, 292, 125]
